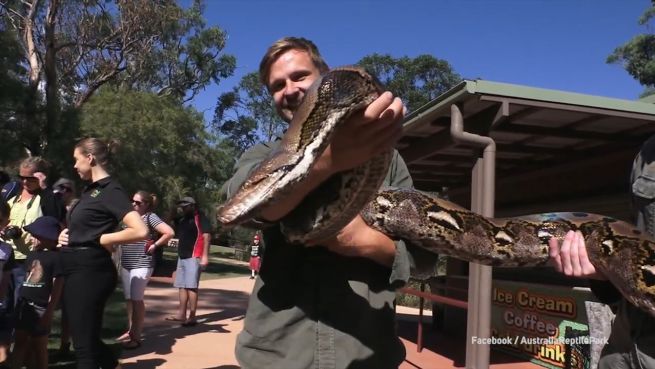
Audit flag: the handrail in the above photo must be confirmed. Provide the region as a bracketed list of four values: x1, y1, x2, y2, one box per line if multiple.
[400, 287, 468, 310]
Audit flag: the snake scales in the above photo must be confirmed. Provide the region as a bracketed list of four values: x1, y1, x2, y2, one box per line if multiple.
[218, 67, 655, 318]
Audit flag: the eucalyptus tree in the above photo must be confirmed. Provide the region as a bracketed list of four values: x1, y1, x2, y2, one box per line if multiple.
[0, 0, 235, 156]
[356, 53, 461, 113]
[79, 89, 236, 214]
[608, 2, 655, 96]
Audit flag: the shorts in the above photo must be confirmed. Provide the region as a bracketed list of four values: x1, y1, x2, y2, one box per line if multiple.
[173, 257, 201, 289]
[249, 256, 261, 272]
[120, 267, 153, 300]
[15, 298, 48, 337]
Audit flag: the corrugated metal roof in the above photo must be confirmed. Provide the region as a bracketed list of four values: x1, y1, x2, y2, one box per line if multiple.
[398, 79, 655, 215]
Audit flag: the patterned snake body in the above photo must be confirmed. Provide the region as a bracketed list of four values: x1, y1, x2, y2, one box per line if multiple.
[218, 67, 655, 318]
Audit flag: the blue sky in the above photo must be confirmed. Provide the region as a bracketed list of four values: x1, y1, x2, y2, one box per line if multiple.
[191, 0, 650, 123]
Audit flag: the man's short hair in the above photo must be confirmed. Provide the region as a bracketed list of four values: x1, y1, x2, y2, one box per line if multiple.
[258, 37, 329, 89]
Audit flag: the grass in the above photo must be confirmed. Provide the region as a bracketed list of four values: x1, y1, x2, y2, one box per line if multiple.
[159, 247, 251, 281]
[46, 288, 126, 368]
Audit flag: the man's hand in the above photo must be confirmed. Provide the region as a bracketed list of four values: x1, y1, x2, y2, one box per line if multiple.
[200, 255, 209, 270]
[33, 172, 47, 190]
[310, 215, 396, 267]
[259, 91, 405, 223]
[548, 230, 606, 280]
[315, 91, 405, 176]
[57, 228, 69, 247]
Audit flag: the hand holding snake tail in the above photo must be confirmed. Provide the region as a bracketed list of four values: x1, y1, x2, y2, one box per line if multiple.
[218, 67, 655, 318]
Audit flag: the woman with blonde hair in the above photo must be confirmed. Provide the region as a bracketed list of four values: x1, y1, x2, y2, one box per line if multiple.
[57, 138, 148, 369]
[117, 190, 174, 348]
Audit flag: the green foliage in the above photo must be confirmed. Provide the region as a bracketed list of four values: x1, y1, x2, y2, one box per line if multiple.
[0, 27, 42, 165]
[212, 71, 285, 155]
[1, 0, 235, 156]
[357, 53, 462, 113]
[79, 89, 235, 217]
[213, 54, 461, 157]
[608, 2, 655, 91]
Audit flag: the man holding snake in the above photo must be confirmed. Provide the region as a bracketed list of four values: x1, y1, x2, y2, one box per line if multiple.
[222, 37, 435, 369]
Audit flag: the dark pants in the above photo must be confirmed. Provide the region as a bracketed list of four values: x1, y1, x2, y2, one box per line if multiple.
[8, 261, 27, 311]
[61, 247, 117, 369]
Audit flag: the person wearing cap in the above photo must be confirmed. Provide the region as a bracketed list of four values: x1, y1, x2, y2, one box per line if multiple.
[164, 196, 210, 327]
[52, 178, 77, 212]
[11, 216, 63, 369]
[4, 157, 65, 342]
[248, 234, 262, 279]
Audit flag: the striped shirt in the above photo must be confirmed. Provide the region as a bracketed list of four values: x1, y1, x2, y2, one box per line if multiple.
[120, 212, 163, 270]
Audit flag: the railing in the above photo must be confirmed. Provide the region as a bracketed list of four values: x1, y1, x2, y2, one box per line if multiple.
[398, 279, 468, 352]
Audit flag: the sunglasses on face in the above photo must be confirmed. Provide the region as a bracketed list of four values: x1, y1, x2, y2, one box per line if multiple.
[132, 200, 143, 206]
[56, 186, 71, 193]
[18, 175, 37, 182]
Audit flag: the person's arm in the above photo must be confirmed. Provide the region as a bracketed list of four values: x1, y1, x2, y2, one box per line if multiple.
[200, 233, 210, 269]
[154, 222, 174, 246]
[147, 218, 175, 255]
[199, 213, 211, 268]
[99, 211, 148, 253]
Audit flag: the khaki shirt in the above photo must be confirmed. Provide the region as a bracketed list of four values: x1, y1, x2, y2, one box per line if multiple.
[7, 194, 43, 259]
[227, 140, 421, 369]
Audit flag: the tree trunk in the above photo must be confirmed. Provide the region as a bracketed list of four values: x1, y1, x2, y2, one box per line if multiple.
[20, 0, 43, 155]
[43, 0, 60, 155]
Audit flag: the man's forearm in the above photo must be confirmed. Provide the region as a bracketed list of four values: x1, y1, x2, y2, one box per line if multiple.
[202, 234, 210, 259]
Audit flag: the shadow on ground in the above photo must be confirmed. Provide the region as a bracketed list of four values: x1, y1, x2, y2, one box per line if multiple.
[118, 284, 250, 366]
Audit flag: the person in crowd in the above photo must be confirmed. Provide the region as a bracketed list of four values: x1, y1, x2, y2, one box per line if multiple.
[222, 37, 422, 369]
[0, 201, 15, 369]
[53, 178, 78, 212]
[51, 177, 77, 358]
[11, 216, 63, 369]
[5, 157, 65, 322]
[165, 197, 209, 327]
[549, 134, 655, 369]
[57, 137, 148, 369]
[117, 190, 174, 349]
[0, 171, 20, 202]
[248, 234, 262, 280]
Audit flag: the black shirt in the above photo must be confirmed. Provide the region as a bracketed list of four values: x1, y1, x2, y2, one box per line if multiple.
[20, 249, 62, 306]
[67, 176, 132, 248]
[175, 211, 211, 259]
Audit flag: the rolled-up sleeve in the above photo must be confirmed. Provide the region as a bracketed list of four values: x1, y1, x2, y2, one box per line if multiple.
[223, 142, 276, 198]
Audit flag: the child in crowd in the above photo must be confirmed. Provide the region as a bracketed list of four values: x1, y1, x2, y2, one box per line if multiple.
[11, 216, 63, 369]
[248, 234, 262, 280]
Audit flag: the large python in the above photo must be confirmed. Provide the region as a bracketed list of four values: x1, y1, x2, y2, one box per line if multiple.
[218, 67, 655, 318]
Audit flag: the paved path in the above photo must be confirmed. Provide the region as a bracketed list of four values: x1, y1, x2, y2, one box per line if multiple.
[120, 275, 252, 369]
[118, 274, 539, 369]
